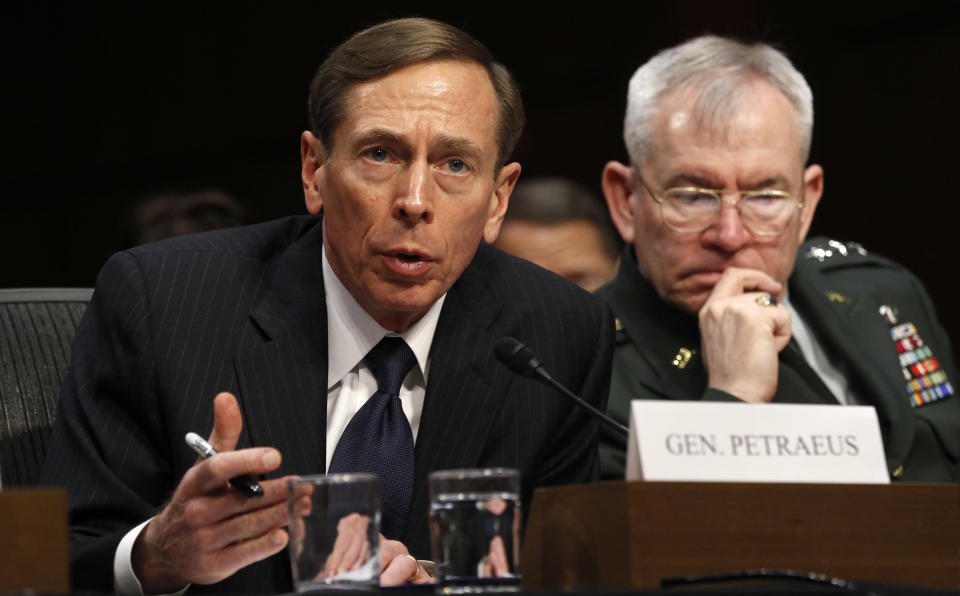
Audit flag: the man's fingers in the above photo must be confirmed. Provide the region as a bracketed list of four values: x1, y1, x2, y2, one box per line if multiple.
[133, 393, 288, 592]
[323, 530, 348, 578]
[204, 528, 289, 582]
[411, 564, 435, 584]
[135, 488, 289, 591]
[486, 536, 510, 577]
[187, 448, 281, 496]
[378, 534, 407, 565]
[202, 499, 290, 551]
[336, 514, 371, 572]
[346, 520, 371, 571]
[209, 392, 244, 453]
[772, 304, 793, 352]
[180, 476, 291, 527]
[746, 291, 792, 343]
[378, 535, 417, 586]
[699, 282, 792, 404]
[380, 551, 419, 586]
[710, 267, 783, 300]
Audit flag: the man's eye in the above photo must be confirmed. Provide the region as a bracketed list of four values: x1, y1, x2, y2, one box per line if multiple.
[746, 193, 784, 204]
[366, 147, 389, 162]
[745, 193, 787, 211]
[669, 191, 716, 208]
[444, 159, 467, 174]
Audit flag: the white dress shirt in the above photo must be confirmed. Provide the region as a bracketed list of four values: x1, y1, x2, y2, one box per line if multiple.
[115, 246, 443, 595]
[322, 245, 443, 470]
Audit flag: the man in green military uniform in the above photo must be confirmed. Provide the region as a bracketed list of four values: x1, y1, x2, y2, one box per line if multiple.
[598, 35, 960, 482]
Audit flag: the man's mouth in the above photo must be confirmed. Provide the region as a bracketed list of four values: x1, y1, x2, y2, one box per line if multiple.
[684, 269, 724, 283]
[382, 250, 434, 277]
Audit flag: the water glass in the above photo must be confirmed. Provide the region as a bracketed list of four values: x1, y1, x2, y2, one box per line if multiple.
[287, 473, 380, 591]
[428, 468, 521, 593]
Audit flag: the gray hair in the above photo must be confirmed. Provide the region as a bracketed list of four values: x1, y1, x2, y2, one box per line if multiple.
[624, 35, 814, 166]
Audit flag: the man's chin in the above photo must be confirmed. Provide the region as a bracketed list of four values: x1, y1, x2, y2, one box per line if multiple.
[663, 290, 710, 315]
[364, 282, 445, 331]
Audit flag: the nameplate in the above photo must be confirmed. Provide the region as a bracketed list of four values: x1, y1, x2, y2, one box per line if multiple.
[626, 401, 889, 484]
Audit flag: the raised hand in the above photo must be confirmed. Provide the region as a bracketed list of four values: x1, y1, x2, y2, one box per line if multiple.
[699, 267, 791, 403]
[132, 392, 294, 592]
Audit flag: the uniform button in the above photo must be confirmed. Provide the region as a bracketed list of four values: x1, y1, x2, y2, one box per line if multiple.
[892, 464, 904, 478]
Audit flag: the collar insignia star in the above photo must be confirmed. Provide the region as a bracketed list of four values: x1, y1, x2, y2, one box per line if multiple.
[672, 347, 696, 369]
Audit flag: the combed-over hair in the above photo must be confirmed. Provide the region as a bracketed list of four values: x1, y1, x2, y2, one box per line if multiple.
[308, 17, 525, 173]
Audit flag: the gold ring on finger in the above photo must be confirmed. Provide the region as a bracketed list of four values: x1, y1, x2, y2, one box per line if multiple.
[406, 554, 421, 581]
[756, 294, 777, 307]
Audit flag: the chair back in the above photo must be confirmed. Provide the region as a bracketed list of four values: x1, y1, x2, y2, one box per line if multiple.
[0, 288, 92, 487]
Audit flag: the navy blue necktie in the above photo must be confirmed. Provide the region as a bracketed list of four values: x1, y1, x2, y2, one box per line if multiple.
[328, 337, 417, 540]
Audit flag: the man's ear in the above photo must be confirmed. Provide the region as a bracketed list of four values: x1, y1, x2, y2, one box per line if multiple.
[601, 160, 637, 244]
[301, 131, 327, 215]
[797, 163, 824, 243]
[482, 162, 522, 244]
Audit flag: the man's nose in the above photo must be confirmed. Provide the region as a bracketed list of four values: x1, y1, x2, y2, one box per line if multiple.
[705, 198, 751, 251]
[393, 162, 434, 224]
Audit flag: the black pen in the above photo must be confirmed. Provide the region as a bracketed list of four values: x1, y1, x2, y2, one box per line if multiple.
[184, 432, 264, 498]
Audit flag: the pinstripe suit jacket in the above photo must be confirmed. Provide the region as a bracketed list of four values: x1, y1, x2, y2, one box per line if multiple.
[40, 214, 614, 593]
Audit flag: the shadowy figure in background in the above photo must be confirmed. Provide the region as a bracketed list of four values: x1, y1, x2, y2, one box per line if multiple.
[121, 190, 247, 247]
[495, 177, 621, 292]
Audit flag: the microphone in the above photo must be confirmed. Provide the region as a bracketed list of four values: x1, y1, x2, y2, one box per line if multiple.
[494, 337, 629, 437]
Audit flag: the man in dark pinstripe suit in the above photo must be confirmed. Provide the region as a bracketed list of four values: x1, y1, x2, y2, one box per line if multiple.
[41, 18, 614, 594]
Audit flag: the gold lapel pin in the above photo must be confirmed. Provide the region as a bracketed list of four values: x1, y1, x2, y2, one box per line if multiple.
[825, 291, 849, 304]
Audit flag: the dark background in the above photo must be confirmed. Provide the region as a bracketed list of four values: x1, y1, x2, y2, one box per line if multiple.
[4, 1, 960, 342]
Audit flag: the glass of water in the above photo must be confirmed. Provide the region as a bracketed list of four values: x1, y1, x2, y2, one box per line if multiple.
[287, 473, 381, 591]
[428, 468, 521, 593]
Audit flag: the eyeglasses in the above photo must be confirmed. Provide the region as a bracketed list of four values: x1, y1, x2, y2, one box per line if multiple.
[636, 173, 804, 236]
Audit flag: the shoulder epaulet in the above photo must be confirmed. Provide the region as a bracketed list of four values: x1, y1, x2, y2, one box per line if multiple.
[802, 238, 869, 263]
[798, 237, 902, 272]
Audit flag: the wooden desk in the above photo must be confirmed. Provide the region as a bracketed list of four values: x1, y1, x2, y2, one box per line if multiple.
[523, 481, 960, 591]
[0, 488, 68, 593]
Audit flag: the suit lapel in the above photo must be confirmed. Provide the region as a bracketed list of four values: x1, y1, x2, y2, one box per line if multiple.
[234, 220, 329, 480]
[789, 267, 914, 466]
[403, 253, 508, 555]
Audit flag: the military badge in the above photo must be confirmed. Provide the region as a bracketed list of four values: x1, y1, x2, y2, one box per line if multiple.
[672, 347, 696, 369]
[888, 318, 955, 407]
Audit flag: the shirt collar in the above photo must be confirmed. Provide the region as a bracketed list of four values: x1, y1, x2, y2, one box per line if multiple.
[323, 246, 444, 389]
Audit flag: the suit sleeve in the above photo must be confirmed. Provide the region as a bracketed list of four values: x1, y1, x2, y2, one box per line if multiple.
[39, 250, 174, 592]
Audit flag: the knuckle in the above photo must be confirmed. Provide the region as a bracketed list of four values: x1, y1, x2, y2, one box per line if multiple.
[272, 502, 289, 525]
[206, 456, 229, 479]
[193, 526, 216, 551]
[236, 510, 259, 536]
[239, 506, 280, 537]
[181, 465, 199, 485]
[182, 500, 207, 527]
[243, 537, 273, 563]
